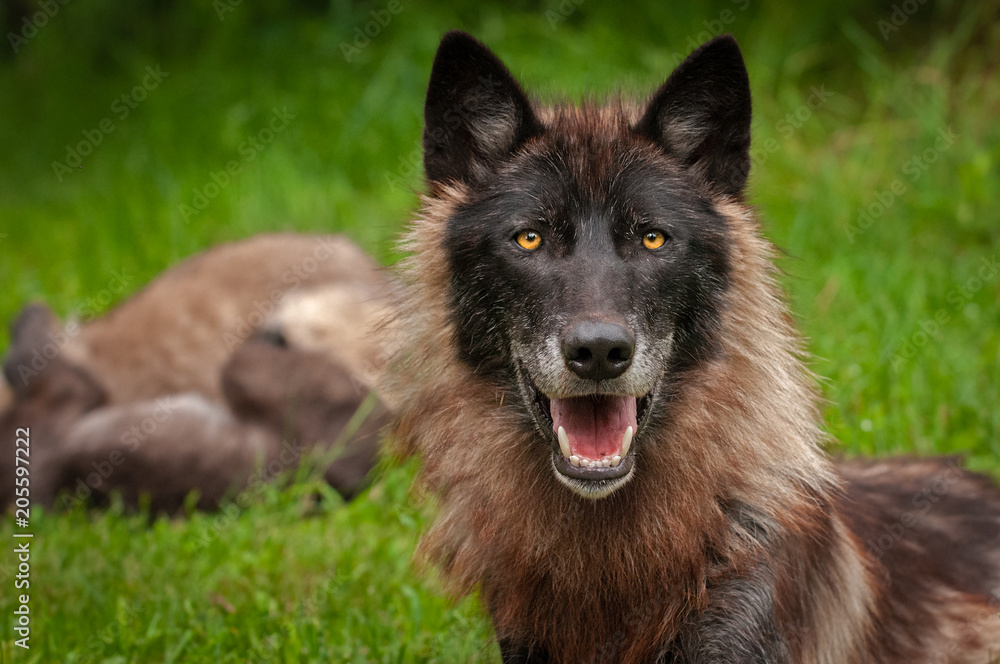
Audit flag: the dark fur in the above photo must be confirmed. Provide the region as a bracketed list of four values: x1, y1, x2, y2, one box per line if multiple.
[44, 336, 387, 512]
[222, 336, 387, 501]
[0, 305, 108, 509]
[389, 32, 1000, 663]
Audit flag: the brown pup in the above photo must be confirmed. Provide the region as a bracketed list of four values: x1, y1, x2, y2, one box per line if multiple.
[0, 305, 108, 509]
[388, 32, 1000, 663]
[1, 233, 394, 512]
[45, 336, 389, 513]
[2, 232, 387, 405]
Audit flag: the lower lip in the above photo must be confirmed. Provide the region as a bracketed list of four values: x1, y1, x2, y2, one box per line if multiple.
[551, 449, 635, 480]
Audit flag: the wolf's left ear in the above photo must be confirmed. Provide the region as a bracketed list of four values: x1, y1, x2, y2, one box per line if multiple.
[423, 31, 541, 191]
[636, 35, 752, 197]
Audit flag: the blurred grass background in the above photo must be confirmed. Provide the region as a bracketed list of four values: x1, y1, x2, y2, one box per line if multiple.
[0, 0, 998, 661]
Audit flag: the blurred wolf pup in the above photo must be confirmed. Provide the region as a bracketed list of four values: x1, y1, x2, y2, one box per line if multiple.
[41, 334, 389, 512]
[0, 232, 387, 406]
[0, 233, 394, 511]
[389, 32, 1000, 663]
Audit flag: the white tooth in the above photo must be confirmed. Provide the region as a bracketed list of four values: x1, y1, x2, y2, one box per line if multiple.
[557, 426, 571, 459]
[621, 426, 634, 457]
[588, 460, 596, 468]
[570, 455, 581, 467]
[611, 455, 621, 467]
[601, 459, 611, 468]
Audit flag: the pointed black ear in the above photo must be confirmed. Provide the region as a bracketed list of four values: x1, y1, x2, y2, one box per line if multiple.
[423, 31, 541, 191]
[636, 35, 752, 197]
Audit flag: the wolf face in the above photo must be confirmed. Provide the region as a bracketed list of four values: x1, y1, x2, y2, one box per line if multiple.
[424, 32, 750, 498]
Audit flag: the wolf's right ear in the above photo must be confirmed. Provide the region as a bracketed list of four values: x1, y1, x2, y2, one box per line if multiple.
[636, 35, 752, 197]
[423, 31, 541, 192]
[3, 304, 59, 391]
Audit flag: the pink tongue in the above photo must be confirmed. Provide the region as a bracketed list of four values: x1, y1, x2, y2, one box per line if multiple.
[551, 396, 637, 459]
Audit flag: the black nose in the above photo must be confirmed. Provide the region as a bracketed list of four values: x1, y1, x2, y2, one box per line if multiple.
[561, 321, 635, 381]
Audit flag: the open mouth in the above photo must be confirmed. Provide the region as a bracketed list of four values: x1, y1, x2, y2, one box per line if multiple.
[525, 374, 653, 499]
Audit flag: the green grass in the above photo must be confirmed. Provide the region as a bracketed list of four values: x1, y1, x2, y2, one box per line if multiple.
[1, 0, 999, 661]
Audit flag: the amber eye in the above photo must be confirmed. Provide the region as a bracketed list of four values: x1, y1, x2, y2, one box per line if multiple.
[516, 230, 542, 251]
[643, 230, 667, 250]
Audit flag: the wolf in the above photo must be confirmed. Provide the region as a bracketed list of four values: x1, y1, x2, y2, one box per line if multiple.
[38, 334, 389, 512]
[61, 232, 390, 405]
[0, 233, 394, 511]
[0, 232, 386, 407]
[388, 32, 1000, 663]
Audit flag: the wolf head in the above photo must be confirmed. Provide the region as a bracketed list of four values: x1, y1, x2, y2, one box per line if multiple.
[419, 32, 752, 499]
